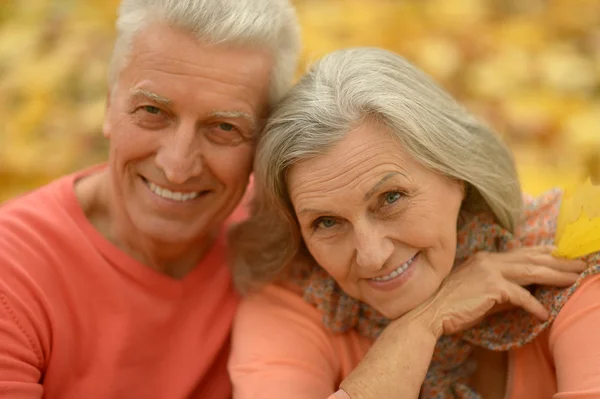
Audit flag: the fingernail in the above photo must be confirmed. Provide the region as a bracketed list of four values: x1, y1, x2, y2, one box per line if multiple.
[543, 311, 550, 320]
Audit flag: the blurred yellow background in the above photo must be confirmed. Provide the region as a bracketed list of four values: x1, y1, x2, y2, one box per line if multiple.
[1, 0, 599, 202]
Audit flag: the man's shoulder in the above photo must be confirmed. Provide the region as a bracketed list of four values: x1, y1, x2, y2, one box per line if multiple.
[0, 173, 87, 274]
[0, 175, 73, 232]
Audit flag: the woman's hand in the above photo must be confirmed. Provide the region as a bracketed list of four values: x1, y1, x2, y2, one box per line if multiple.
[339, 246, 586, 399]
[414, 245, 587, 337]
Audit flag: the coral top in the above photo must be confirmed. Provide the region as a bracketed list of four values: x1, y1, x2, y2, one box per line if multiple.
[230, 277, 600, 399]
[0, 166, 244, 399]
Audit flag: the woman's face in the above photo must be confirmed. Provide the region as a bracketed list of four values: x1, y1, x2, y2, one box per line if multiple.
[288, 122, 465, 319]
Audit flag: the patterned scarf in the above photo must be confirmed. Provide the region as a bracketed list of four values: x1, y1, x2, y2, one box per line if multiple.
[292, 189, 600, 398]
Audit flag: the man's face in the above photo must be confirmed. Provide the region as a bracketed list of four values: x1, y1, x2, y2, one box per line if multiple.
[103, 23, 273, 244]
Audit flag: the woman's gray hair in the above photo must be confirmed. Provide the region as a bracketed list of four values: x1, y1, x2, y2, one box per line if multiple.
[108, 0, 301, 105]
[230, 47, 523, 293]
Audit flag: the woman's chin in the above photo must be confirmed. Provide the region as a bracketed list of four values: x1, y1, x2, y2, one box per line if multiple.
[366, 294, 433, 320]
[365, 301, 408, 320]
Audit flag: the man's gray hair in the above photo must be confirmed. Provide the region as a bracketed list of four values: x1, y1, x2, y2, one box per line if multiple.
[108, 0, 301, 105]
[230, 47, 524, 292]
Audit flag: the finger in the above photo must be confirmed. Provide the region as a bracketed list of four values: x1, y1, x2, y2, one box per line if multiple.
[486, 245, 555, 263]
[501, 263, 580, 286]
[522, 254, 587, 273]
[486, 302, 518, 316]
[523, 245, 556, 254]
[489, 247, 586, 272]
[507, 284, 549, 320]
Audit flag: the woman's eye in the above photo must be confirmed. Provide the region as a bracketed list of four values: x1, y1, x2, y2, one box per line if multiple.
[314, 217, 337, 229]
[143, 105, 161, 115]
[384, 191, 402, 204]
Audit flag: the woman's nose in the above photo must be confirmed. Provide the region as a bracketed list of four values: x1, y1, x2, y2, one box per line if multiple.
[354, 223, 394, 272]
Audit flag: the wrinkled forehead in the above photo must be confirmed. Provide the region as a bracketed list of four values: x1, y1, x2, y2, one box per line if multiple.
[111, 23, 273, 118]
[131, 26, 272, 77]
[286, 124, 416, 200]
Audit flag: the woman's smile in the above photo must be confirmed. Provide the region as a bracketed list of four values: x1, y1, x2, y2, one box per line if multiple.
[366, 252, 420, 291]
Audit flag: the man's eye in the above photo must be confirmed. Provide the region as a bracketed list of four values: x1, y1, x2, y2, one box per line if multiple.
[205, 123, 249, 146]
[219, 122, 234, 131]
[143, 105, 161, 115]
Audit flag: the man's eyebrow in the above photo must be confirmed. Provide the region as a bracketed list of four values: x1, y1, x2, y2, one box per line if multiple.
[364, 172, 403, 201]
[210, 110, 257, 131]
[129, 89, 172, 105]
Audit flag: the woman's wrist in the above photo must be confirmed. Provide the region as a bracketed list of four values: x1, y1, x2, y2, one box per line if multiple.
[398, 295, 444, 340]
[340, 310, 439, 399]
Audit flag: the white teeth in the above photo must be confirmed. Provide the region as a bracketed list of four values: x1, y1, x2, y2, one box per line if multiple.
[371, 255, 416, 282]
[147, 181, 200, 202]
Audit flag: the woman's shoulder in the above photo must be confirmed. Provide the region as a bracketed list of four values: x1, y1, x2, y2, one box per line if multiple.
[231, 283, 372, 387]
[233, 282, 373, 355]
[236, 283, 324, 325]
[518, 188, 563, 246]
[534, 273, 600, 394]
[233, 283, 342, 357]
[548, 273, 600, 346]
[514, 274, 600, 369]
[522, 188, 562, 220]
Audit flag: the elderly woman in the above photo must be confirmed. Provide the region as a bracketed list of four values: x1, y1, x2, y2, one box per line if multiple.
[228, 48, 599, 399]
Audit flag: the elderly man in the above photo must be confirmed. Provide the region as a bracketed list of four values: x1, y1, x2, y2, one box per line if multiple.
[0, 0, 300, 398]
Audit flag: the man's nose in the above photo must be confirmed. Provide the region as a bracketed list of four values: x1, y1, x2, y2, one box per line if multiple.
[155, 124, 204, 184]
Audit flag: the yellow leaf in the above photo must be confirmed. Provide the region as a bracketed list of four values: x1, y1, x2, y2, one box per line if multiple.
[554, 179, 600, 258]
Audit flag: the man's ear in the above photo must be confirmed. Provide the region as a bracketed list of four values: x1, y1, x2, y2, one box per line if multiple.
[102, 88, 113, 139]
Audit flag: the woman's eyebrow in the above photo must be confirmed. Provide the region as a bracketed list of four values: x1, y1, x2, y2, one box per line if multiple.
[297, 207, 334, 216]
[364, 172, 403, 201]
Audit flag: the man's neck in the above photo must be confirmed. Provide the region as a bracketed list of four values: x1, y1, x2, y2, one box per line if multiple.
[111, 225, 218, 279]
[74, 170, 216, 279]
